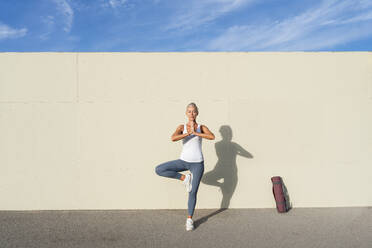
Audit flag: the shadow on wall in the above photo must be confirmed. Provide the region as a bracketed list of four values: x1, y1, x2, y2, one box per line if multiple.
[195, 125, 253, 227]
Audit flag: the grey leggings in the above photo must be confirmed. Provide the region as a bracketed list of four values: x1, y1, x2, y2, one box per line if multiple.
[155, 159, 204, 217]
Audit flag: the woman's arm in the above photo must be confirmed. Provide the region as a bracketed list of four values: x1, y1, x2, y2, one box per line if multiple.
[171, 124, 191, 142]
[196, 125, 215, 140]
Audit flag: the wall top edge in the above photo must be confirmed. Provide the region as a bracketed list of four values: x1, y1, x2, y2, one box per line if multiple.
[0, 51, 371, 54]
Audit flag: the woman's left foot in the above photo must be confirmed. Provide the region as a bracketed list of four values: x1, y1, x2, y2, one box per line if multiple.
[186, 218, 194, 231]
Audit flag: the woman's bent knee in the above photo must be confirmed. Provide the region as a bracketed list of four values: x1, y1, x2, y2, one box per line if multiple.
[155, 165, 162, 175]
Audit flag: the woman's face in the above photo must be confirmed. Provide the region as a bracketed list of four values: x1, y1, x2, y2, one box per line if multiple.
[186, 107, 198, 121]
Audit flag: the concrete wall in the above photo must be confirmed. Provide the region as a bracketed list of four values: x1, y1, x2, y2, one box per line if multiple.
[0, 52, 371, 210]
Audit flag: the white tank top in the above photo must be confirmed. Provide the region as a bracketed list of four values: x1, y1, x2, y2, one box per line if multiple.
[180, 123, 204, 162]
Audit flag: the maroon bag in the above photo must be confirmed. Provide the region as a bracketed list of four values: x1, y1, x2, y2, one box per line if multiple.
[271, 176, 289, 213]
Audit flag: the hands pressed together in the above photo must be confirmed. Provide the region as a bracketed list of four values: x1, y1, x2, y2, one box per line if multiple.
[186, 121, 196, 136]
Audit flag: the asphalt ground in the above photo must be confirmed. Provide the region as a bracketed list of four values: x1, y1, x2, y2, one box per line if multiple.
[0, 207, 371, 248]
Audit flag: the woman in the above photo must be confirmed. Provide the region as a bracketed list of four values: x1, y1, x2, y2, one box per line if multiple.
[155, 102, 215, 231]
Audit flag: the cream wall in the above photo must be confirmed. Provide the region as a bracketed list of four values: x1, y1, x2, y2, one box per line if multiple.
[0, 52, 371, 210]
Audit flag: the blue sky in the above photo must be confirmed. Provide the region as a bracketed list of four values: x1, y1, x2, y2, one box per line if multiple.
[0, 0, 371, 51]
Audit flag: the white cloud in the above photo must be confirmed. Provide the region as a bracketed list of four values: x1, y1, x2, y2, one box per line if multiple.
[0, 22, 27, 40]
[207, 0, 372, 51]
[101, 0, 128, 8]
[42, 15, 55, 28]
[39, 15, 55, 40]
[336, 10, 372, 24]
[165, 0, 256, 31]
[52, 0, 74, 33]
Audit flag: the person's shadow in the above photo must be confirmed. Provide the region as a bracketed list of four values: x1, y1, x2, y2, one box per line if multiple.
[194, 125, 253, 228]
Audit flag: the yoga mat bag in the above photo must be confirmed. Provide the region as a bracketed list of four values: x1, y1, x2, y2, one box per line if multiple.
[271, 176, 289, 213]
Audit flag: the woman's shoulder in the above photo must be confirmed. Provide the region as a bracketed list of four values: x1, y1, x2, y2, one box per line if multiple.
[200, 124, 211, 132]
[178, 123, 185, 131]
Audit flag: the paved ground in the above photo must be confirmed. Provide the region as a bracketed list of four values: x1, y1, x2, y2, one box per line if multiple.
[0, 207, 371, 248]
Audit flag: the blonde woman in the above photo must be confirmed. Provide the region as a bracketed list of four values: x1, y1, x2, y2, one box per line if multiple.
[155, 102, 215, 231]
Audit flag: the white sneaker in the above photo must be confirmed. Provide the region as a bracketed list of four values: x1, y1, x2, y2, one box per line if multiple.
[186, 218, 194, 231]
[182, 173, 192, 193]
